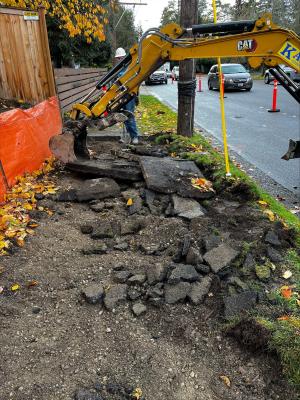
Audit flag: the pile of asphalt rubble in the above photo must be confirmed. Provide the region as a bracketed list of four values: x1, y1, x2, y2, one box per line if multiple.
[55, 140, 294, 325]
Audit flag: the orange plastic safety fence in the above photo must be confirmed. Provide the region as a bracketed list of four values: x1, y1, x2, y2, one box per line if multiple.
[0, 96, 62, 202]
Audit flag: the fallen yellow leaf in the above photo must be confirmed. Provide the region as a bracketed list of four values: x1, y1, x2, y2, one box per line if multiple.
[43, 188, 57, 195]
[27, 280, 38, 288]
[194, 178, 207, 186]
[282, 270, 292, 279]
[258, 200, 268, 207]
[191, 177, 214, 192]
[0, 240, 10, 250]
[220, 375, 231, 387]
[127, 198, 133, 206]
[27, 222, 38, 228]
[16, 238, 25, 247]
[277, 315, 290, 321]
[5, 231, 17, 238]
[263, 209, 275, 222]
[132, 388, 143, 399]
[281, 286, 292, 299]
[23, 203, 33, 211]
[11, 283, 20, 291]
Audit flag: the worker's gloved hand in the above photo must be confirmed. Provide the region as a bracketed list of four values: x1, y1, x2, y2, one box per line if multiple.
[135, 96, 140, 106]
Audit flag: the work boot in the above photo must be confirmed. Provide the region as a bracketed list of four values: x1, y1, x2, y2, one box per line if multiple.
[132, 137, 139, 145]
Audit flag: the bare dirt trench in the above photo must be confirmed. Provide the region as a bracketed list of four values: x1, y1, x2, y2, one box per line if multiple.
[0, 139, 297, 400]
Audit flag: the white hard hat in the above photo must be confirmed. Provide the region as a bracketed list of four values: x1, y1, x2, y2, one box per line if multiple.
[115, 47, 126, 58]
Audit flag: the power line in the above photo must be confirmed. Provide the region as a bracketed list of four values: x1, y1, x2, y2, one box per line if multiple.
[118, 2, 147, 5]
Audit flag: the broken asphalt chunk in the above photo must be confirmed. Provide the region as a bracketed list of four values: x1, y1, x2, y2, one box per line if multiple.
[82, 243, 108, 255]
[146, 283, 164, 299]
[57, 188, 77, 202]
[67, 158, 142, 182]
[127, 274, 147, 285]
[127, 287, 142, 300]
[172, 194, 206, 220]
[80, 224, 93, 234]
[113, 241, 129, 251]
[91, 222, 114, 239]
[104, 284, 127, 311]
[264, 230, 281, 247]
[113, 270, 132, 283]
[164, 282, 191, 304]
[187, 275, 213, 305]
[186, 247, 203, 266]
[203, 234, 222, 252]
[82, 284, 104, 305]
[143, 189, 170, 215]
[146, 263, 168, 285]
[168, 264, 200, 284]
[89, 202, 105, 213]
[195, 264, 211, 274]
[203, 243, 239, 273]
[139, 156, 214, 199]
[182, 234, 192, 257]
[266, 246, 283, 263]
[76, 178, 120, 202]
[132, 301, 147, 316]
[120, 219, 145, 235]
[224, 291, 258, 318]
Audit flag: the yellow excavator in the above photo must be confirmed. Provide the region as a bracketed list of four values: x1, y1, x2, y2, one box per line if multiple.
[50, 13, 300, 162]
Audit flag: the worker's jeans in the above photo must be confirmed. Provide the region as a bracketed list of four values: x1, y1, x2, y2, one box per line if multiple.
[123, 98, 139, 139]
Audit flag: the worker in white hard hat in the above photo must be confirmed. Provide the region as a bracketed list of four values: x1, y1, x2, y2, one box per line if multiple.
[115, 47, 126, 58]
[114, 47, 140, 145]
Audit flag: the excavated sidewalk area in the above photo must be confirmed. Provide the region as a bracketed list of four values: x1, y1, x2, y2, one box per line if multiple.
[0, 135, 298, 400]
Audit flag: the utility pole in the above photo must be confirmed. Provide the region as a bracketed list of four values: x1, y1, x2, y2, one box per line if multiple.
[177, 0, 198, 137]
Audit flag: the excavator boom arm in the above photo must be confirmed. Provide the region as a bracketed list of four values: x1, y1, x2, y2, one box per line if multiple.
[82, 14, 299, 119]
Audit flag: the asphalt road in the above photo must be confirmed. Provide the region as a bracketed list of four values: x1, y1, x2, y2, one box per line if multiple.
[142, 77, 300, 195]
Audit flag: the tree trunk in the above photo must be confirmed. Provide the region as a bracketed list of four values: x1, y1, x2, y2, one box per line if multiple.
[177, 0, 198, 137]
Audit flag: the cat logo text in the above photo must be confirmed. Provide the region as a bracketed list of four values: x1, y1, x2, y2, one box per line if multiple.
[237, 39, 257, 52]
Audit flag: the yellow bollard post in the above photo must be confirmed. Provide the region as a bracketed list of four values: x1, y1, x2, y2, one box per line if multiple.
[212, 0, 231, 176]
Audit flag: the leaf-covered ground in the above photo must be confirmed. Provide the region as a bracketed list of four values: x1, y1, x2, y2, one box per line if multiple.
[0, 159, 58, 257]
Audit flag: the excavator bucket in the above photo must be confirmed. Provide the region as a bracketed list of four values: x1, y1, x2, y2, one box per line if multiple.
[49, 120, 90, 164]
[281, 140, 300, 160]
[49, 113, 128, 163]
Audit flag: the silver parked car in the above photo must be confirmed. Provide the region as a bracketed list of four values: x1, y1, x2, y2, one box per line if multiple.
[264, 64, 300, 84]
[145, 67, 168, 85]
[208, 63, 253, 91]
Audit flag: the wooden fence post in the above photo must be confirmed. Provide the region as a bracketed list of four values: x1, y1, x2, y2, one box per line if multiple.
[38, 6, 56, 97]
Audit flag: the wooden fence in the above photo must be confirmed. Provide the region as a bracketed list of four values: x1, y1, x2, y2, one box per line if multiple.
[0, 6, 56, 104]
[54, 68, 107, 112]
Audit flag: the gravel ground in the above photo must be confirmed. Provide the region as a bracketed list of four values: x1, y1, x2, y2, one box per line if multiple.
[0, 139, 298, 400]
